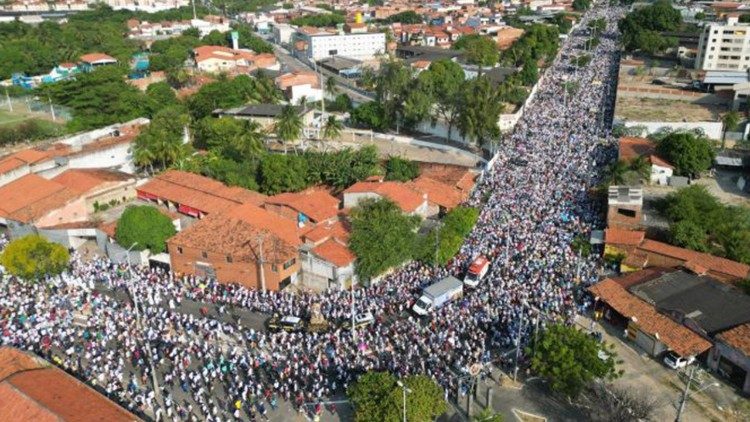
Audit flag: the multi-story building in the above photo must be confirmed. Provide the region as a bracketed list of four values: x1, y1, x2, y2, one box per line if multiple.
[695, 16, 750, 71]
[296, 26, 386, 61]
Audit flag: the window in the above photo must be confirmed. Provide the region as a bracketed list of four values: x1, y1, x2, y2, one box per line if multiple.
[177, 247, 183, 254]
[226, 255, 233, 263]
[201, 251, 208, 259]
[283, 258, 296, 270]
[617, 208, 637, 218]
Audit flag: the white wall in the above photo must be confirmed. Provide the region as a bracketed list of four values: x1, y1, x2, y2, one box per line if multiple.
[307, 33, 386, 60]
[289, 85, 323, 104]
[67, 143, 135, 174]
[616, 120, 724, 140]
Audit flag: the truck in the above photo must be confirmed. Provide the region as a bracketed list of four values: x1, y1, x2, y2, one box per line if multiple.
[464, 256, 490, 288]
[412, 276, 464, 316]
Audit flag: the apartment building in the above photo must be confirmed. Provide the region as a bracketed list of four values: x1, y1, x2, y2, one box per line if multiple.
[695, 16, 750, 71]
[296, 27, 386, 61]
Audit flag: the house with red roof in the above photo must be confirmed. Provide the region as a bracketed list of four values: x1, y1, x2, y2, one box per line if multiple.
[264, 187, 340, 226]
[299, 220, 357, 290]
[0, 347, 139, 422]
[193, 45, 279, 73]
[343, 179, 431, 217]
[708, 323, 750, 394]
[79, 53, 117, 72]
[618, 136, 674, 185]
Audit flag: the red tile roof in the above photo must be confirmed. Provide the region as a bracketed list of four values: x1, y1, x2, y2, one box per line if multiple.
[169, 203, 299, 263]
[312, 238, 356, 267]
[638, 239, 750, 280]
[137, 170, 266, 215]
[266, 187, 340, 222]
[589, 280, 712, 357]
[193, 45, 257, 63]
[303, 220, 350, 245]
[52, 169, 133, 194]
[717, 323, 750, 356]
[619, 136, 654, 161]
[344, 181, 426, 213]
[407, 176, 464, 209]
[0, 347, 138, 422]
[610, 267, 675, 289]
[79, 53, 117, 64]
[0, 174, 78, 223]
[605, 228, 645, 246]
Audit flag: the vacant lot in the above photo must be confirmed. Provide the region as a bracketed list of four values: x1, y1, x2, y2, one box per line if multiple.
[615, 96, 723, 122]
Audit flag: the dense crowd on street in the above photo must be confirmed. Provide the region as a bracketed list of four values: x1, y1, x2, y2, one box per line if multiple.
[0, 3, 625, 421]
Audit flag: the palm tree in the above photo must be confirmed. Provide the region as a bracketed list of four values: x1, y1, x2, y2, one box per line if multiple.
[629, 155, 651, 182]
[275, 105, 303, 152]
[322, 115, 343, 141]
[722, 110, 740, 149]
[605, 160, 630, 186]
[324, 77, 337, 111]
[298, 95, 308, 113]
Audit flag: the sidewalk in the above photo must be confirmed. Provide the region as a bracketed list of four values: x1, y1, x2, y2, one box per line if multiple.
[575, 314, 747, 422]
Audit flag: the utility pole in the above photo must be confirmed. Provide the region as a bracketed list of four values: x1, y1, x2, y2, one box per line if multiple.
[191, 0, 197, 20]
[675, 365, 696, 422]
[256, 233, 267, 293]
[350, 279, 356, 341]
[48, 96, 56, 122]
[4, 87, 12, 112]
[513, 303, 526, 382]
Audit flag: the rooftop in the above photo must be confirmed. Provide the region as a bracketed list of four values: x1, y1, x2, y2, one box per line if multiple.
[0, 347, 138, 422]
[717, 323, 750, 356]
[51, 169, 134, 194]
[137, 170, 266, 216]
[638, 239, 750, 280]
[169, 203, 300, 263]
[265, 187, 340, 223]
[344, 180, 426, 213]
[407, 175, 464, 210]
[589, 279, 712, 357]
[629, 270, 750, 334]
[604, 228, 645, 246]
[0, 174, 77, 224]
[311, 238, 356, 267]
[608, 185, 643, 206]
[216, 104, 305, 118]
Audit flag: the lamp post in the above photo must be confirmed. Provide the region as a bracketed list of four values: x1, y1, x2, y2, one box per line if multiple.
[396, 380, 412, 422]
[675, 365, 719, 422]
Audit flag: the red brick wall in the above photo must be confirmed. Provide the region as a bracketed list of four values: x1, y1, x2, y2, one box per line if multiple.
[167, 241, 299, 290]
[607, 204, 642, 230]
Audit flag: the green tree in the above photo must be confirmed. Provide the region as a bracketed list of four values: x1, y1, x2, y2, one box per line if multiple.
[322, 115, 343, 141]
[422, 59, 464, 139]
[194, 117, 264, 160]
[385, 156, 419, 181]
[473, 409, 503, 422]
[0, 235, 69, 280]
[454, 34, 499, 75]
[324, 76, 338, 110]
[457, 77, 503, 148]
[349, 198, 420, 280]
[529, 324, 621, 399]
[722, 110, 741, 149]
[350, 102, 388, 131]
[144, 81, 178, 117]
[348, 372, 446, 422]
[670, 220, 709, 252]
[201, 29, 228, 46]
[629, 155, 651, 181]
[604, 160, 630, 185]
[573, 0, 591, 11]
[655, 132, 715, 177]
[115, 205, 177, 253]
[375, 60, 414, 128]
[133, 105, 190, 171]
[382, 10, 423, 24]
[416, 206, 479, 265]
[275, 105, 304, 150]
[258, 153, 308, 194]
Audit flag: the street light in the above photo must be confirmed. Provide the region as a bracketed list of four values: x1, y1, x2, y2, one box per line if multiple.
[675, 365, 719, 422]
[396, 380, 412, 422]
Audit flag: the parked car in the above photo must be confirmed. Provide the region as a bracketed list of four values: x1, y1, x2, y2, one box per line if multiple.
[353, 312, 375, 329]
[267, 315, 304, 332]
[663, 351, 695, 369]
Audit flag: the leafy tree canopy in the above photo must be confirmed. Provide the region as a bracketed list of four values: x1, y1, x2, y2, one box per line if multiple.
[348, 372, 446, 422]
[381, 11, 423, 24]
[385, 156, 419, 182]
[620, 0, 682, 53]
[349, 198, 420, 280]
[416, 206, 479, 266]
[454, 34, 500, 68]
[655, 131, 714, 177]
[0, 235, 69, 280]
[529, 324, 622, 398]
[291, 14, 345, 27]
[258, 153, 309, 194]
[115, 206, 177, 253]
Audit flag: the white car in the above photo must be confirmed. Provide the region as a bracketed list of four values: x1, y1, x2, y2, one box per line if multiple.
[353, 312, 375, 328]
[663, 351, 695, 370]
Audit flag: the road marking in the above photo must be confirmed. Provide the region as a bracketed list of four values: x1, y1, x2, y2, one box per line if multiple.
[512, 408, 547, 422]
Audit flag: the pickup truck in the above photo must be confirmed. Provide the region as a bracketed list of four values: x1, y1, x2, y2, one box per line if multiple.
[464, 255, 490, 288]
[412, 276, 463, 316]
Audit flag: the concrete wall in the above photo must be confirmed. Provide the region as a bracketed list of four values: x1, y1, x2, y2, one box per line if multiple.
[616, 86, 730, 105]
[67, 143, 135, 174]
[617, 120, 724, 140]
[708, 340, 750, 394]
[0, 165, 30, 188]
[343, 191, 381, 209]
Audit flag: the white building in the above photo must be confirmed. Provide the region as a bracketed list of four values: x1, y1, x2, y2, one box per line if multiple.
[695, 16, 750, 71]
[297, 30, 386, 61]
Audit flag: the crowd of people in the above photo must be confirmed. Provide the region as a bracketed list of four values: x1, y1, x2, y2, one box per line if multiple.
[0, 2, 626, 421]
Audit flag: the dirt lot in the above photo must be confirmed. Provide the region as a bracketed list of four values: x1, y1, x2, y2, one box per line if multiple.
[615, 96, 724, 122]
